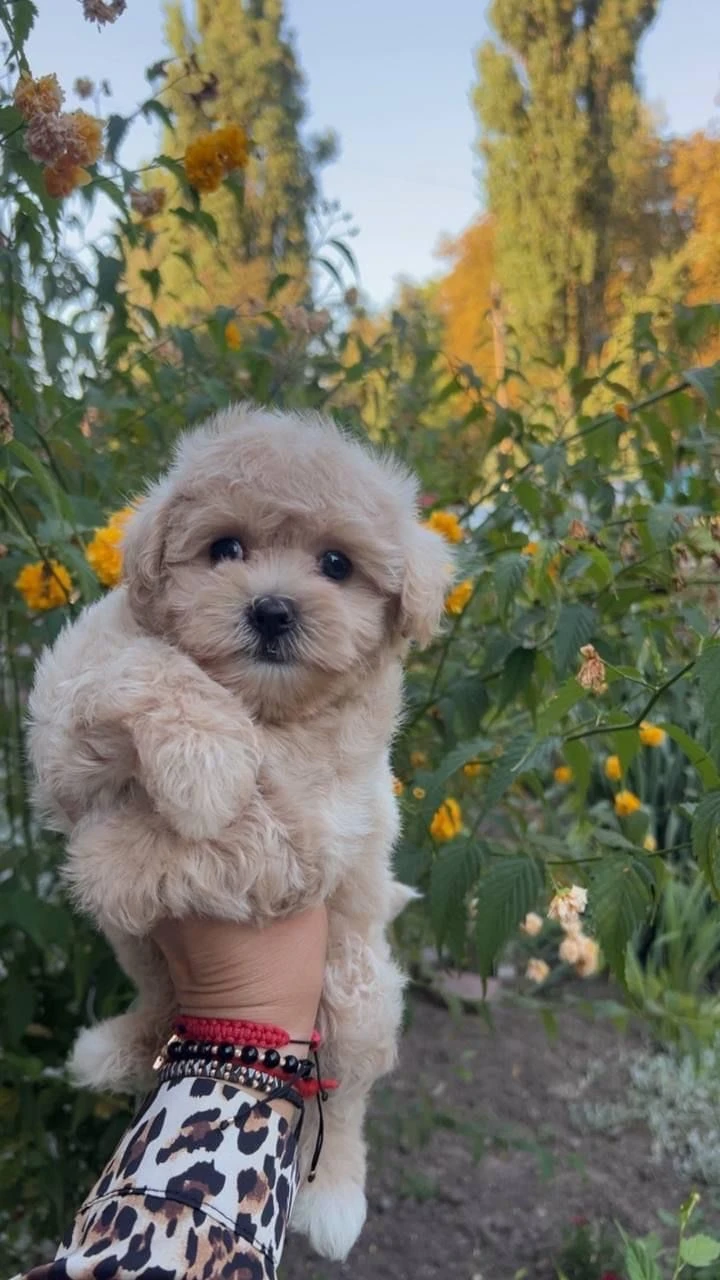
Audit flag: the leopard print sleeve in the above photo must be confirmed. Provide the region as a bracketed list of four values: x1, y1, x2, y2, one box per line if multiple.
[21, 1076, 299, 1280]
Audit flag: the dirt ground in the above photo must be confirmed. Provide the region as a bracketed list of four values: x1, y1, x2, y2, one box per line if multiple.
[282, 988, 698, 1280]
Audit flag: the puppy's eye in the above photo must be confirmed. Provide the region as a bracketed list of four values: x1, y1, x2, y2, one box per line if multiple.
[210, 536, 244, 564]
[320, 550, 353, 582]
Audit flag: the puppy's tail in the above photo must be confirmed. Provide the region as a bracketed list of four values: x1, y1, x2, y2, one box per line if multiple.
[69, 1010, 168, 1094]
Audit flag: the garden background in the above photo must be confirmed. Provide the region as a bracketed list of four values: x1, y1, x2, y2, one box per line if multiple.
[4, 1, 720, 1275]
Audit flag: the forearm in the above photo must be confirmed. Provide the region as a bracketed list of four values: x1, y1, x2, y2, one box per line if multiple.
[20, 1076, 299, 1280]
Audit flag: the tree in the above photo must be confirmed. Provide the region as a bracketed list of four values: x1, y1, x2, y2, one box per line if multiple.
[127, 0, 335, 327]
[434, 217, 498, 386]
[474, 0, 668, 368]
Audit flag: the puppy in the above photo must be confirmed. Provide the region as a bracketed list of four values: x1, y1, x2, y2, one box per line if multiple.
[27, 405, 450, 1260]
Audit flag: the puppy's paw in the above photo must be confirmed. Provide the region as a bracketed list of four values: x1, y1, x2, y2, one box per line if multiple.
[292, 1177, 367, 1261]
[138, 714, 260, 840]
[69, 1013, 160, 1094]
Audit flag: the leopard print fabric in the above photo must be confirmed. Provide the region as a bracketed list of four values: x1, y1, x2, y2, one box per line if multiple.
[22, 1076, 299, 1280]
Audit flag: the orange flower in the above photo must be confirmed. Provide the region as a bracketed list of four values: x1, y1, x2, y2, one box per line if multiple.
[430, 797, 462, 841]
[184, 134, 224, 192]
[425, 510, 464, 544]
[445, 579, 473, 615]
[639, 721, 666, 748]
[522, 540, 538, 556]
[554, 765, 573, 784]
[15, 559, 72, 610]
[65, 111, 103, 165]
[224, 320, 242, 350]
[604, 755, 622, 781]
[213, 123, 249, 172]
[615, 789, 642, 818]
[13, 73, 64, 120]
[44, 161, 90, 198]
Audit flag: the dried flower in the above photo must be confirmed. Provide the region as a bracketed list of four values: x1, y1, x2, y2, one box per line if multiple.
[412, 786, 426, 800]
[425, 510, 464, 544]
[548, 885, 588, 932]
[429, 797, 462, 842]
[344, 286, 359, 308]
[568, 519, 589, 540]
[577, 643, 607, 695]
[709, 516, 720, 543]
[410, 750, 428, 768]
[25, 112, 73, 164]
[445, 579, 473, 615]
[522, 540, 538, 556]
[0, 398, 13, 444]
[574, 935, 600, 978]
[224, 320, 242, 350]
[639, 721, 666, 748]
[520, 912, 543, 937]
[391, 777, 404, 797]
[604, 755, 622, 781]
[81, 0, 127, 26]
[15, 559, 72, 610]
[554, 765, 573, 785]
[74, 77, 95, 99]
[14, 73, 64, 120]
[559, 933, 583, 965]
[643, 833, 657, 852]
[526, 958, 550, 984]
[615, 789, 642, 818]
[614, 402, 631, 422]
[129, 186, 165, 218]
[308, 308, 331, 335]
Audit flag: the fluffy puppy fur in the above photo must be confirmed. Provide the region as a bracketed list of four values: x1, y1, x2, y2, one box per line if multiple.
[27, 405, 450, 1261]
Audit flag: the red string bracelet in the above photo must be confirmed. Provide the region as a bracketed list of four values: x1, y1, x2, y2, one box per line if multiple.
[173, 1015, 322, 1050]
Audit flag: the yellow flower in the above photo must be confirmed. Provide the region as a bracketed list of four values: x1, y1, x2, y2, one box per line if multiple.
[445, 579, 473, 615]
[554, 765, 573, 784]
[463, 761, 485, 778]
[185, 134, 224, 192]
[522, 541, 538, 556]
[526, 958, 550, 984]
[410, 750, 428, 768]
[391, 776, 404, 797]
[224, 320, 242, 350]
[639, 721, 666, 748]
[108, 505, 135, 530]
[615, 789, 642, 817]
[520, 912, 543, 937]
[430, 797, 462, 842]
[425, 510, 464, 544]
[643, 833, 657, 852]
[65, 111, 103, 165]
[44, 160, 90, 198]
[604, 755, 622, 781]
[412, 786, 426, 800]
[85, 525, 124, 587]
[15, 559, 72, 610]
[213, 123, 249, 172]
[14, 73, 64, 119]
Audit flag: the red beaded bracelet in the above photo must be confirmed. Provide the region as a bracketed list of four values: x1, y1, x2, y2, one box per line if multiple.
[173, 1015, 322, 1050]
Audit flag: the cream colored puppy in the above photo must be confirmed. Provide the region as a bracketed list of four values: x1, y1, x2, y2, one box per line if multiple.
[28, 405, 450, 1261]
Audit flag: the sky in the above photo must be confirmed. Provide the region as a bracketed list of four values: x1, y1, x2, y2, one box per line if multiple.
[29, 0, 720, 307]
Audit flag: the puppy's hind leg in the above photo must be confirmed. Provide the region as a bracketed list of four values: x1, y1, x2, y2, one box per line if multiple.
[70, 933, 174, 1095]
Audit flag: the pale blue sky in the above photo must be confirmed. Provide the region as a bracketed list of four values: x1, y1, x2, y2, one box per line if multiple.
[31, 0, 720, 305]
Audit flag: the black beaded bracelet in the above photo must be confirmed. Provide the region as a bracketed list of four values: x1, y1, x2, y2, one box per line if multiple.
[161, 1035, 314, 1079]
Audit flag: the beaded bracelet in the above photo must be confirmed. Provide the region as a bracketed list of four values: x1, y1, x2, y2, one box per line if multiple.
[158, 1035, 314, 1080]
[156, 1057, 295, 1095]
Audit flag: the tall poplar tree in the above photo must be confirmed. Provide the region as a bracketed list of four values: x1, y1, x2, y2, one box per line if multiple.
[474, 0, 665, 367]
[129, 0, 334, 325]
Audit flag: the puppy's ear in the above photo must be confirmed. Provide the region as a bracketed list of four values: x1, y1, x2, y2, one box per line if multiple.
[121, 480, 178, 631]
[399, 522, 453, 648]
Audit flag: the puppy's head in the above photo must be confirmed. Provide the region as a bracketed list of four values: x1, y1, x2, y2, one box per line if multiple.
[122, 406, 450, 721]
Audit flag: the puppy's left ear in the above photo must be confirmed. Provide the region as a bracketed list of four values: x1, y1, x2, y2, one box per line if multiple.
[399, 523, 453, 648]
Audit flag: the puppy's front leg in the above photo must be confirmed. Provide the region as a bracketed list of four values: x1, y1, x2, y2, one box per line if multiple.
[291, 920, 406, 1261]
[91, 639, 260, 840]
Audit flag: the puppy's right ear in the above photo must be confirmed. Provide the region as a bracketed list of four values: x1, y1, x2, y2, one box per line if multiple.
[121, 480, 177, 630]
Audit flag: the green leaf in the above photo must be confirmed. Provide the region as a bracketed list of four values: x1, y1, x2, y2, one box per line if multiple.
[696, 640, 720, 752]
[513, 478, 543, 521]
[563, 738, 591, 799]
[171, 205, 219, 241]
[685, 363, 720, 410]
[267, 272, 291, 301]
[647, 503, 680, 550]
[692, 790, 720, 897]
[0, 890, 70, 949]
[430, 841, 483, 955]
[499, 647, 536, 709]
[105, 113, 131, 163]
[474, 857, 543, 978]
[141, 98, 174, 130]
[140, 267, 161, 301]
[10, 439, 74, 525]
[679, 1235, 720, 1268]
[494, 553, 527, 615]
[664, 723, 720, 791]
[554, 603, 596, 675]
[537, 678, 585, 736]
[592, 857, 657, 979]
[423, 734, 494, 810]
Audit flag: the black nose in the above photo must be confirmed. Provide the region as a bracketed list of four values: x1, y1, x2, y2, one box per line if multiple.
[249, 595, 297, 640]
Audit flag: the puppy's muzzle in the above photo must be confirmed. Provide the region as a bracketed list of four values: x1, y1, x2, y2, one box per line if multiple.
[247, 595, 298, 662]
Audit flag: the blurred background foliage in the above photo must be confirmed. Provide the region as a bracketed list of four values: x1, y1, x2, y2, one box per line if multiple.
[3, 0, 720, 1266]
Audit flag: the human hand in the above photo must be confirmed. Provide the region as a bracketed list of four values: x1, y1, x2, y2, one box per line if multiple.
[152, 907, 328, 1044]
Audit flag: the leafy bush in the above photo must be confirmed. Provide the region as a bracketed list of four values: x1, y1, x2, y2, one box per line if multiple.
[4, 0, 720, 1265]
